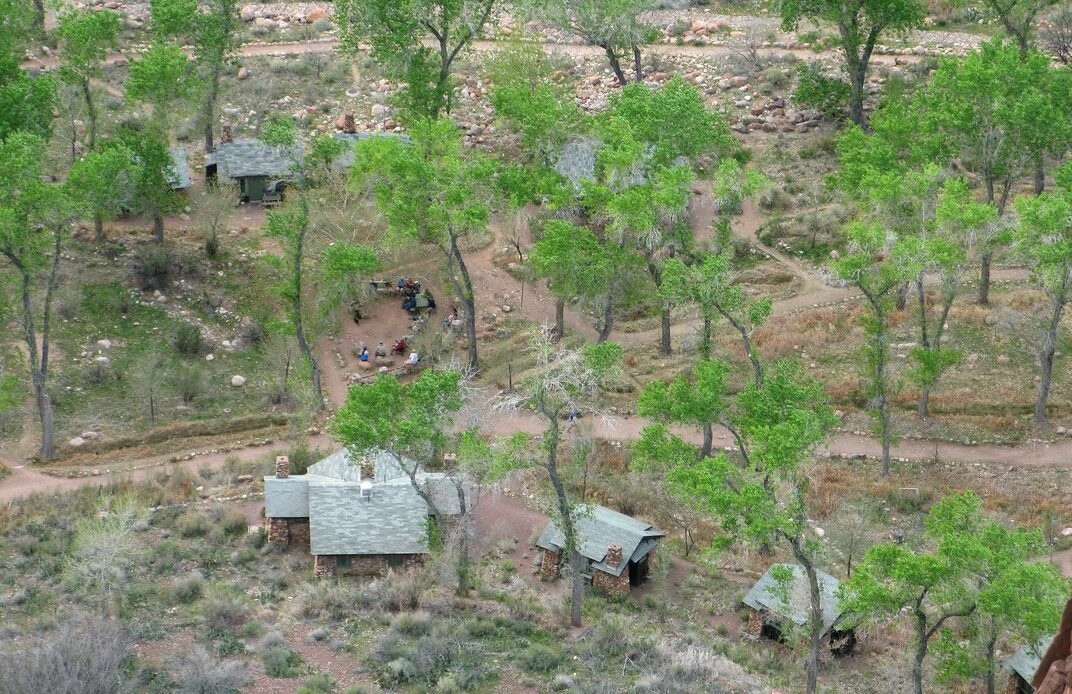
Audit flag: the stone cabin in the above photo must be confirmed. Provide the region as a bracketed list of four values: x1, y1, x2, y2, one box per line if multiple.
[1002, 639, 1048, 694]
[743, 563, 854, 655]
[205, 139, 298, 204]
[263, 448, 469, 577]
[535, 505, 664, 596]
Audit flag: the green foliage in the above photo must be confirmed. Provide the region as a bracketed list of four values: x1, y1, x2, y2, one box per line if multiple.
[67, 145, 137, 224]
[538, 0, 658, 81]
[792, 62, 851, 119]
[260, 647, 304, 678]
[712, 158, 765, 215]
[637, 359, 729, 440]
[173, 323, 205, 356]
[116, 127, 186, 223]
[126, 41, 199, 133]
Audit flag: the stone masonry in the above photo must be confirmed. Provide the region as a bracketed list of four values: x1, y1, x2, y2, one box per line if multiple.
[591, 543, 630, 596]
[746, 608, 765, 638]
[539, 548, 561, 580]
[313, 554, 336, 578]
[266, 517, 289, 544]
[275, 455, 290, 478]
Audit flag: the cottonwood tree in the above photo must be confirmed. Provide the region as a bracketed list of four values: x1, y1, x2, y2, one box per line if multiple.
[975, 0, 1056, 53]
[917, 39, 1071, 299]
[899, 176, 995, 418]
[263, 120, 378, 406]
[126, 41, 198, 138]
[840, 491, 1065, 694]
[117, 127, 184, 243]
[66, 144, 138, 242]
[538, 0, 657, 85]
[660, 252, 771, 381]
[529, 219, 641, 342]
[148, 0, 241, 153]
[926, 492, 1066, 694]
[494, 330, 622, 626]
[832, 220, 918, 476]
[0, 133, 74, 459]
[669, 359, 838, 694]
[778, 0, 926, 125]
[331, 370, 472, 591]
[0, 0, 56, 142]
[351, 119, 493, 371]
[1013, 162, 1072, 425]
[55, 9, 121, 152]
[334, 0, 496, 119]
[636, 358, 729, 458]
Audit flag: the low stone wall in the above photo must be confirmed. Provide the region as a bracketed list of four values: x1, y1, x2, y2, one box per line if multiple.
[313, 554, 336, 578]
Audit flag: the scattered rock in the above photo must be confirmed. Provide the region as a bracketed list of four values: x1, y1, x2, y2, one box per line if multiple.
[236, 66, 249, 80]
[230, 375, 247, 387]
[69, 436, 86, 447]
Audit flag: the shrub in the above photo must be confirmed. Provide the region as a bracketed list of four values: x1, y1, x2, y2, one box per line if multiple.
[519, 643, 562, 673]
[174, 323, 205, 356]
[792, 62, 851, 118]
[297, 672, 336, 694]
[174, 646, 252, 694]
[84, 361, 113, 387]
[201, 590, 250, 632]
[177, 509, 211, 538]
[386, 657, 417, 684]
[287, 439, 325, 476]
[132, 245, 176, 291]
[390, 610, 432, 637]
[170, 571, 205, 604]
[216, 507, 247, 536]
[172, 366, 206, 403]
[0, 612, 130, 694]
[260, 646, 304, 678]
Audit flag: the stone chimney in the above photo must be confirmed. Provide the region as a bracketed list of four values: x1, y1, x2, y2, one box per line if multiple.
[275, 455, 290, 479]
[220, 124, 233, 144]
[604, 543, 623, 569]
[359, 457, 375, 480]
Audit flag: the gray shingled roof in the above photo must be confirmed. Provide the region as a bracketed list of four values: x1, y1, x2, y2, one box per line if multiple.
[1002, 638, 1048, 683]
[743, 564, 843, 633]
[264, 447, 469, 555]
[536, 504, 664, 577]
[168, 146, 191, 189]
[212, 139, 298, 179]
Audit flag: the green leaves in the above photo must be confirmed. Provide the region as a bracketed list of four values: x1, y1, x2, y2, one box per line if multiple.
[66, 144, 138, 222]
[126, 41, 198, 133]
[637, 358, 729, 432]
[56, 10, 121, 84]
[321, 243, 379, 280]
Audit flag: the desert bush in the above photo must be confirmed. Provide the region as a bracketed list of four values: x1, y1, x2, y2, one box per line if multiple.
[364, 570, 429, 612]
[83, 361, 114, 387]
[172, 366, 206, 403]
[518, 643, 562, 673]
[287, 439, 325, 476]
[201, 589, 250, 632]
[792, 62, 851, 118]
[170, 571, 205, 604]
[173, 646, 252, 694]
[132, 245, 176, 291]
[0, 612, 130, 694]
[755, 182, 792, 212]
[307, 627, 330, 643]
[177, 509, 211, 538]
[216, 507, 248, 536]
[297, 672, 336, 694]
[63, 501, 148, 605]
[293, 580, 365, 620]
[174, 323, 205, 356]
[390, 609, 433, 637]
[260, 646, 304, 678]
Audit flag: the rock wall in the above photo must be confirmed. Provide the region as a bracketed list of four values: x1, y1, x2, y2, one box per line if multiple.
[592, 567, 629, 596]
[313, 554, 336, 578]
[746, 609, 765, 638]
[539, 548, 561, 579]
[266, 517, 289, 544]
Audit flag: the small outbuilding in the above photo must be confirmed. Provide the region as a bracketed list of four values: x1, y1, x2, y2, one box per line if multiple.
[205, 138, 298, 204]
[743, 563, 854, 654]
[535, 504, 664, 595]
[1002, 639, 1048, 694]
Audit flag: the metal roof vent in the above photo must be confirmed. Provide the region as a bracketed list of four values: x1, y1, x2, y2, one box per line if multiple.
[360, 479, 373, 502]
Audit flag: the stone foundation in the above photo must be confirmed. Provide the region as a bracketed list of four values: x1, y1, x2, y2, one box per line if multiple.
[539, 548, 561, 579]
[266, 517, 309, 548]
[746, 609, 765, 638]
[313, 554, 336, 578]
[592, 567, 629, 596]
[1004, 673, 1024, 694]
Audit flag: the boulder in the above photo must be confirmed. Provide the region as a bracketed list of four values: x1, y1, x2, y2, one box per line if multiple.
[69, 436, 86, 447]
[236, 66, 249, 80]
[230, 375, 247, 387]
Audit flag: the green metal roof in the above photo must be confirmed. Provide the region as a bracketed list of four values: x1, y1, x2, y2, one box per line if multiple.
[536, 504, 664, 577]
[743, 563, 843, 633]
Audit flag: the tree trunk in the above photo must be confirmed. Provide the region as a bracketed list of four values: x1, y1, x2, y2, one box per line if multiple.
[94, 215, 104, 242]
[895, 281, 909, 311]
[660, 306, 671, 356]
[701, 421, 713, 458]
[153, 213, 164, 243]
[554, 297, 565, 342]
[978, 252, 992, 305]
[603, 45, 627, 86]
[632, 45, 643, 82]
[918, 387, 930, 420]
[292, 208, 323, 408]
[789, 541, 823, 694]
[544, 407, 583, 627]
[448, 232, 479, 371]
[454, 483, 471, 595]
[596, 298, 614, 343]
[1036, 293, 1066, 424]
[912, 625, 927, 694]
[203, 68, 220, 154]
[31, 0, 44, 31]
[81, 80, 97, 151]
[848, 60, 866, 126]
[985, 616, 998, 694]
[700, 313, 712, 359]
[1035, 159, 1045, 195]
